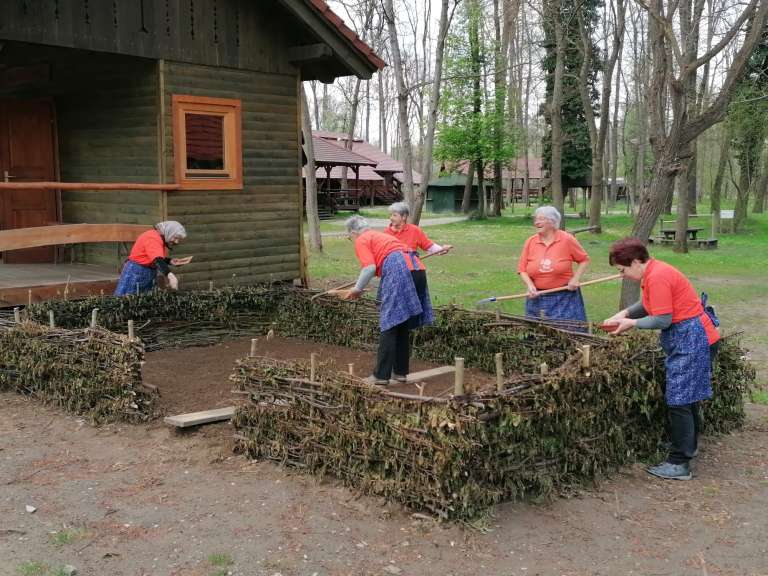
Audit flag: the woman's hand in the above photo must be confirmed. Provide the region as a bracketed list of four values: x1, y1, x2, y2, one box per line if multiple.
[167, 272, 179, 291]
[171, 256, 193, 266]
[567, 278, 580, 291]
[607, 317, 636, 335]
[526, 284, 539, 299]
[604, 309, 629, 324]
[441, 244, 454, 253]
[328, 288, 362, 301]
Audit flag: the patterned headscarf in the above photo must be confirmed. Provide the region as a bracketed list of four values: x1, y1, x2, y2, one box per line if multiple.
[154, 221, 187, 243]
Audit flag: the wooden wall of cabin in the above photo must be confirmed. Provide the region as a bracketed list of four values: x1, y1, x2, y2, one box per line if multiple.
[162, 61, 301, 287]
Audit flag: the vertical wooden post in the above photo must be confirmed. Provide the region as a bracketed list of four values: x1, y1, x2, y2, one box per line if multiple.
[13, 307, 21, 323]
[587, 322, 593, 335]
[495, 352, 504, 392]
[209, 280, 214, 292]
[581, 345, 591, 369]
[454, 357, 465, 396]
[90, 309, 99, 328]
[348, 363, 354, 376]
[127, 320, 135, 341]
[310, 352, 318, 382]
[495, 308, 501, 321]
[48, 311, 55, 328]
[250, 338, 258, 358]
[28, 290, 32, 308]
[540, 362, 549, 375]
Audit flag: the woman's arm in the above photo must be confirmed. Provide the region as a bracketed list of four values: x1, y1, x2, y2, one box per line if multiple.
[519, 272, 538, 298]
[567, 260, 589, 290]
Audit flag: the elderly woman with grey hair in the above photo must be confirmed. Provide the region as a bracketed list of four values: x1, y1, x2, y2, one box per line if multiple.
[384, 201, 452, 333]
[517, 206, 590, 325]
[331, 215, 425, 385]
[114, 221, 193, 296]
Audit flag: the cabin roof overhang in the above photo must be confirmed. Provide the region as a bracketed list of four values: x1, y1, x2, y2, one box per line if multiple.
[277, 0, 386, 81]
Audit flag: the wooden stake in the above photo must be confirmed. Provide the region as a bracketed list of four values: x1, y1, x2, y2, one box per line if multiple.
[28, 290, 32, 308]
[310, 352, 318, 382]
[13, 307, 20, 323]
[48, 310, 55, 328]
[495, 308, 501, 321]
[90, 308, 99, 328]
[250, 338, 258, 358]
[581, 345, 591, 369]
[454, 357, 465, 396]
[128, 320, 135, 341]
[540, 362, 549, 375]
[347, 363, 354, 376]
[495, 352, 504, 392]
[209, 280, 214, 292]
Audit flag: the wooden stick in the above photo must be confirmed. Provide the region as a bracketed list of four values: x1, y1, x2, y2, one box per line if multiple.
[127, 320, 135, 341]
[90, 308, 99, 328]
[495, 353, 504, 392]
[310, 352, 318, 382]
[347, 363, 354, 376]
[310, 280, 357, 301]
[49, 311, 55, 328]
[454, 357, 465, 396]
[478, 274, 622, 304]
[540, 362, 549, 375]
[28, 290, 32, 308]
[13, 307, 21, 323]
[250, 338, 258, 358]
[209, 280, 214, 292]
[581, 345, 591, 369]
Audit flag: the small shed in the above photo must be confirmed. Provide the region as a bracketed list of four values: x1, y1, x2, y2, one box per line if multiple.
[0, 0, 384, 305]
[425, 174, 487, 213]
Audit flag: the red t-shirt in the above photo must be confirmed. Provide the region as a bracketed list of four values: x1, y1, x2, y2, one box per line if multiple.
[384, 223, 432, 269]
[354, 229, 410, 276]
[641, 259, 720, 345]
[517, 230, 589, 290]
[128, 229, 167, 267]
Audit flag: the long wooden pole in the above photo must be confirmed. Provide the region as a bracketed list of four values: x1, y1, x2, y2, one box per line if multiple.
[478, 274, 621, 304]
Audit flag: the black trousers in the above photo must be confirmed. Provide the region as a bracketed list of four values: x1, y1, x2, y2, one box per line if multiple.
[666, 342, 720, 464]
[374, 321, 410, 379]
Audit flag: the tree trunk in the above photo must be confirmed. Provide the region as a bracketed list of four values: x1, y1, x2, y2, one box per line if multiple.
[710, 126, 729, 232]
[468, 0, 486, 219]
[461, 163, 475, 213]
[341, 78, 362, 192]
[753, 145, 768, 213]
[548, 2, 566, 221]
[674, 141, 693, 253]
[383, 0, 416, 210]
[414, 0, 452, 224]
[301, 87, 322, 253]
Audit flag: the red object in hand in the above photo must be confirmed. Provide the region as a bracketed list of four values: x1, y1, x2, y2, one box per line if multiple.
[599, 323, 619, 333]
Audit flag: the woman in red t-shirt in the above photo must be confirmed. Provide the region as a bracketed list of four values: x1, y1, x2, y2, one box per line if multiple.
[604, 238, 720, 481]
[114, 221, 192, 296]
[517, 206, 590, 327]
[332, 215, 425, 386]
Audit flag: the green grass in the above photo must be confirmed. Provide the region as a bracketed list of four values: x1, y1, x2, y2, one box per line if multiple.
[50, 528, 86, 547]
[17, 563, 47, 576]
[307, 208, 768, 382]
[207, 553, 234, 567]
[751, 389, 768, 405]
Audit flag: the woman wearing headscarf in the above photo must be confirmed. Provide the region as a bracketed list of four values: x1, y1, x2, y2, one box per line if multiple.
[384, 201, 452, 336]
[603, 237, 720, 480]
[114, 221, 192, 296]
[332, 215, 427, 386]
[517, 206, 590, 324]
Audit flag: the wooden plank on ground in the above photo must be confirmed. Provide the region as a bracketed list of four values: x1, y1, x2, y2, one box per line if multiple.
[406, 366, 456, 383]
[164, 406, 236, 428]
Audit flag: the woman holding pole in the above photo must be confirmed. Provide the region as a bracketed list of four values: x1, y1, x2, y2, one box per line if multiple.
[384, 201, 452, 338]
[603, 238, 720, 480]
[332, 216, 428, 386]
[517, 206, 590, 324]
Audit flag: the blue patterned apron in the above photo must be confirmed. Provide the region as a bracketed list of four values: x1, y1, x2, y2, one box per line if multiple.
[525, 288, 587, 325]
[376, 252, 423, 332]
[114, 260, 157, 296]
[404, 251, 435, 329]
[659, 316, 713, 406]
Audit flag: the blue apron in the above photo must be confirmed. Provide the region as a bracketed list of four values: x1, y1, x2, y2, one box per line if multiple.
[114, 260, 157, 296]
[660, 316, 713, 406]
[376, 252, 423, 332]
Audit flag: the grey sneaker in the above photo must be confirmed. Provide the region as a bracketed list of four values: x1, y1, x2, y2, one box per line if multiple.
[391, 374, 408, 383]
[363, 375, 389, 387]
[647, 462, 692, 480]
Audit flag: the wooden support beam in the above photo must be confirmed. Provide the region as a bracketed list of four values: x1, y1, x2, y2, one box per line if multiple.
[287, 43, 333, 62]
[164, 406, 236, 428]
[0, 182, 178, 191]
[454, 358, 465, 396]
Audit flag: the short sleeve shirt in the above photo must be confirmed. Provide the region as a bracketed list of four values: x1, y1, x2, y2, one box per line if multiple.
[641, 259, 719, 345]
[128, 230, 166, 267]
[516, 230, 589, 290]
[354, 229, 408, 276]
[384, 224, 433, 252]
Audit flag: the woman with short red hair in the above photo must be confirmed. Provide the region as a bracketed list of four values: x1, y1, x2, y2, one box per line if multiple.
[604, 237, 720, 481]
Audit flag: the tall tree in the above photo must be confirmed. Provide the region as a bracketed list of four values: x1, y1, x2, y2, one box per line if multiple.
[302, 87, 322, 252]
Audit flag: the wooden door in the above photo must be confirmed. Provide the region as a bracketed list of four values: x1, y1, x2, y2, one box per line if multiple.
[0, 100, 58, 263]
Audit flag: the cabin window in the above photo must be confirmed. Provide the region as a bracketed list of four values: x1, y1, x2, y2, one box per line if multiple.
[172, 95, 243, 190]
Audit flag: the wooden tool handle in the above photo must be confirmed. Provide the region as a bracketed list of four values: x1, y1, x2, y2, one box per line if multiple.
[492, 273, 622, 302]
[310, 280, 357, 301]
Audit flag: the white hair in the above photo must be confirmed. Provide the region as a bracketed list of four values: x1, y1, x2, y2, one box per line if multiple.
[345, 215, 370, 235]
[534, 206, 562, 228]
[389, 201, 410, 217]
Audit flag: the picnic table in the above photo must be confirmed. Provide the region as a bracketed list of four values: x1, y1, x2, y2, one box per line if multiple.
[660, 227, 704, 241]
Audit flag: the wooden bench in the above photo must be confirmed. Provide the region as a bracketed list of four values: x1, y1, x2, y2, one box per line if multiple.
[0, 223, 151, 251]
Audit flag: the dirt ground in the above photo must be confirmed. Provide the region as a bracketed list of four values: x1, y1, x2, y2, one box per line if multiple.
[2, 337, 768, 576]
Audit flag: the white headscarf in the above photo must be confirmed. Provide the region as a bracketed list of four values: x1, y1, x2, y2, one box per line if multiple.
[154, 221, 187, 243]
